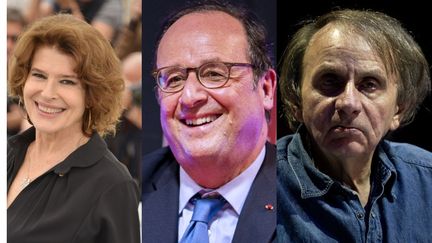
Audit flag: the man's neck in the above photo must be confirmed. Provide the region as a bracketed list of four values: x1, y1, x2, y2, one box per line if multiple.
[304, 133, 373, 207]
[180, 144, 266, 189]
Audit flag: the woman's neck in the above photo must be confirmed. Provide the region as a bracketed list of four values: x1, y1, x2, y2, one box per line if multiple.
[32, 129, 90, 164]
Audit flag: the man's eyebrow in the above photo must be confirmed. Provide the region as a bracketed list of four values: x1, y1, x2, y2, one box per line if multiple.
[157, 57, 228, 69]
[199, 57, 223, 64]
[312, 62, 387, 79]
[311, 63, 341, 78]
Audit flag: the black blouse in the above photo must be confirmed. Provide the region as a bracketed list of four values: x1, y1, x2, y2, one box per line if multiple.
[7, 127, 140, 243]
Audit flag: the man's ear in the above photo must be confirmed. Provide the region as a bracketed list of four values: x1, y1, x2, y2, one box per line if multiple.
[389, 104, 401, 131]
[293, 104, 303, 123]
[155, 87, 162, 105]
[260, 68, 276, 111]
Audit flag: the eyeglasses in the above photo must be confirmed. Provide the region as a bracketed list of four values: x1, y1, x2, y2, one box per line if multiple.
[153, 62, 254, 93]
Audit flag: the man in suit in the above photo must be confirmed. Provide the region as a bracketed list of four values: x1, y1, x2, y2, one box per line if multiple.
[142, 1, 276, 242]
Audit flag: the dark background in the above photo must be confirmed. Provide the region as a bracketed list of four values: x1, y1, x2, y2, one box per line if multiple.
[142, 0, 277, 155]
[276, 0, 432, 151]
[142, 0, 431, 154]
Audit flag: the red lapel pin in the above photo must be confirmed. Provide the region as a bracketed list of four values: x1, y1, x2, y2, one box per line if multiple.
[265, 204, 274, 210]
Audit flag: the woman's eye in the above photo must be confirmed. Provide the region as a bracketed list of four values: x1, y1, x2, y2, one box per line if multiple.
[31, 72, 46, 79]
[60, 79, 76, 85]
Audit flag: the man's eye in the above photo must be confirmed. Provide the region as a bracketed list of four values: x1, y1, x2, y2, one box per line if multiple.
[166, 75, 185, 87]
[322, 78, 341, 87]
[318, 74, 345, 95]
[201, 70, 227, 81]
[359, 78, 379, 93]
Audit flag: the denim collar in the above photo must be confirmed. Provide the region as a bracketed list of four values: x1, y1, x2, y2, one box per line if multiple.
[285, 131, 397, 199]
[374, 141, 398, 200]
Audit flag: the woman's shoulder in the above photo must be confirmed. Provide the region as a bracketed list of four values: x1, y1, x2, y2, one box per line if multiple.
[99, 149, 134, 181]
[69, 132, 135, 186]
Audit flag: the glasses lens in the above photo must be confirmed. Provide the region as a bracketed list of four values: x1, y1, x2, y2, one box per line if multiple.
[199, 62, 229, 88]
[158, 67, 185, 92]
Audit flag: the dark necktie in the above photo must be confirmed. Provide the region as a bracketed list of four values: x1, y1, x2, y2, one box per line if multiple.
[180, 195, 226, 243]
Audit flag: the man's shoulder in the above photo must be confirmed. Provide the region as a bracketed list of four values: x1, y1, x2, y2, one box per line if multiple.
[276, 134, 296, 154]
[142, 146, 178, 180]
[382, 140, 432, 169]
[143, 146, 173, 162]
[276, 134, 300, 168]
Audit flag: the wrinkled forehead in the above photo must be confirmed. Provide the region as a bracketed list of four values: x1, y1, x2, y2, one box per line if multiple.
[305, 23, 399, 81]
[307, 24, 374, 58]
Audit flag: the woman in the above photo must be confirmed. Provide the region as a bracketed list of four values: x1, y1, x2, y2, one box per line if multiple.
[7, 14, 140, 243]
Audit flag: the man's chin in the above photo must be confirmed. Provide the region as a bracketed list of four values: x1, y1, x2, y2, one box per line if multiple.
[324, 141, 369, 159]
[171, 140, 221, 159]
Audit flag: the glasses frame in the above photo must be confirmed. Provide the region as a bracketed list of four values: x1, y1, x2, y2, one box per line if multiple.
[153, 62, 254, 93]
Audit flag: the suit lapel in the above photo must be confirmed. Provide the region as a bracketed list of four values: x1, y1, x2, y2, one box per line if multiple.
[142, 154, 180, 243]
[232, 143, 276, 243]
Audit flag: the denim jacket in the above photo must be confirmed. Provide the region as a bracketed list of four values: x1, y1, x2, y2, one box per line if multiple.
[277, 133, 432, 242]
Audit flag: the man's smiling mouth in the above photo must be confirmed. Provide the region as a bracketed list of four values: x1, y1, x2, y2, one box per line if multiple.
[182, 115, 220, 127]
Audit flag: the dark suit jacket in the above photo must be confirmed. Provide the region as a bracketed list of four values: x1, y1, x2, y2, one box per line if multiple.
[142, 142, 276, 243]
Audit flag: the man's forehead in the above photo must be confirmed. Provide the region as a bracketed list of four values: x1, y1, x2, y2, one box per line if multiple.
[304, 24, 398, 83]
[157, 10, 249, 67]
[159, 11, 246, 47]
[170, 10, 243, 31]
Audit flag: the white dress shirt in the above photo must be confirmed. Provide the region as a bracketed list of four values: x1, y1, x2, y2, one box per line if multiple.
[178, 146, 266, 243]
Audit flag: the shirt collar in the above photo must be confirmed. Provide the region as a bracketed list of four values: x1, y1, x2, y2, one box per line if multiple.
[9, 127, 107, 176]
[374, 142, 398, 198]
[287, 132, 334, 199]
[287, 130, 397, 199]
[179, 146, 266, 215]
[53, 132, 107, 174]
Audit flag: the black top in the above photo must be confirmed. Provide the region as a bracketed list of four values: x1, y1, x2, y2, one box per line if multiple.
[7, 127, 140, 243]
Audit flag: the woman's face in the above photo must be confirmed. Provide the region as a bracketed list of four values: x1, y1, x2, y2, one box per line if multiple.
[23, 46, 86, 136]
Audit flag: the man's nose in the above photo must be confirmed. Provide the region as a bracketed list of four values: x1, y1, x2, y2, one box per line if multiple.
[335, 81, 361, 118]
[179, 72, 207, 108]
